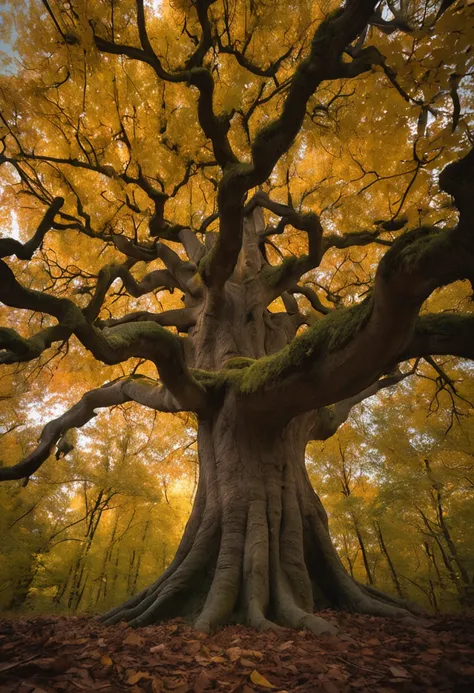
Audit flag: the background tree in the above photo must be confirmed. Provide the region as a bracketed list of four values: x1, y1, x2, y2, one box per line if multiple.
[0, 0, 473, 634]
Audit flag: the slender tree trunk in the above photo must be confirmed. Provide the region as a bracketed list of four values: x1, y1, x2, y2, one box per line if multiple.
[375, 521, 404, 598]
[352, 515, 374, 586]
[129, 518, 150, 596]
[53, 565, 73, 607]
[95, 509, 120, 606]
[68, 489, 109, 610]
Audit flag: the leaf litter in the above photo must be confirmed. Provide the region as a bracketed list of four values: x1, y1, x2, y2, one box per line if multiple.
[0, 610, 473, 692]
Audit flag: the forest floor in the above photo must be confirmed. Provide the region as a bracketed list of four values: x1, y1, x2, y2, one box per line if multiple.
[0, 611, 473, 693]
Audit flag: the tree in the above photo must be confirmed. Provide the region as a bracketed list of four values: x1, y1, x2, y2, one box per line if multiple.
[0, 0, 473, 634]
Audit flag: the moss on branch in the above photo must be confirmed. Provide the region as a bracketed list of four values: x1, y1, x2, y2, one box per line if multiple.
[190, 299, 374, 398]
[262, 256, 299, 287]
[239, 298, 373, 394]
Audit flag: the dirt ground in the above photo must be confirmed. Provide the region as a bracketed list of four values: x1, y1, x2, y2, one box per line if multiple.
[0, 611, 473, 692]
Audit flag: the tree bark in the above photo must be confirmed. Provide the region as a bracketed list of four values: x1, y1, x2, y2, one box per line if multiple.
[102, 397, 415, 632]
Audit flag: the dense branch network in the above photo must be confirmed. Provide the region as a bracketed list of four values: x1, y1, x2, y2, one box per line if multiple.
[0, 0, 473, 485]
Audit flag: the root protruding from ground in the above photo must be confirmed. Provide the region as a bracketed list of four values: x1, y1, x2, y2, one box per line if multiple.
[100, 493, 417, 634]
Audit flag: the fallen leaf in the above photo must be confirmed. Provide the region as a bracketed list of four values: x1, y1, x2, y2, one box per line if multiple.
[151, 678, 163, 692]
[124, 632, 145, 647]
[389, 665, 411, 679]
[186, 640, 202, 655]
[194, 671, 213, 692]
[240, 658, 256, 668]
[226, 646, 242, 662]
[249, 670, 276, 688]
[242, 650, 264, 660]
[100, 654, 113, 666]
[150, 643, 166, 654]
[277, 641, 293, 651]
[128, 670, 152, 685]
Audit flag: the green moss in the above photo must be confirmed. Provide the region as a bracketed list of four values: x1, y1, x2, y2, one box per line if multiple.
[239, 297, 373, 394]
[198, 246, 215, 278]
[379, 227, 442, 278]
[188, 299, 374, 398]
[223, 356, 256, 370]
[191, 366, 245, 393]
[262, 256, 300, 287]
[104, 321, 179, 354]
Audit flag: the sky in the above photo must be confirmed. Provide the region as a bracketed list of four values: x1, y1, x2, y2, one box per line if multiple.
[0, 1, 18, 74]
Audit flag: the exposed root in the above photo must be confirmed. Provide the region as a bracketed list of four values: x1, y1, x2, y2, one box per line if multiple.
[360, 583, 426, 615]
[101, 425, 422, 633]
[194, 509, 246, 633]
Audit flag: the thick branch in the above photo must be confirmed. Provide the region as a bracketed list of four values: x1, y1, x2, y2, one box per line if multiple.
[237, 224, 473, 417]
[401, 312, 474, 362]
[217, 39, 292, 78]
[0, 377, 183, 482]
[0, 260, 206, 411]
[83, 263, 179, 323]
[96, 308, 197, 333]
[323, 229, 391, 251]
[251, 191, 323, 299]
[111, 236, 202, 297]
[308, 367, 415, 441]
[291, 285, 333, 315]
[0, 324, 71, 364]
[0, 197, 64, 259]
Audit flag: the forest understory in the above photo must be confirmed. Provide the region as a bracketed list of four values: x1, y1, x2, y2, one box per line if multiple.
[1, 610, 473, 693]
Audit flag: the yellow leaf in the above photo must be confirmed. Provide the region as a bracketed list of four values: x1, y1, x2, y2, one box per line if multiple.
[150, 644, 166, 654]
[225, 646, 242, 662]
[249, 670, 276, 688]
[127, 671, 152, 685]
[100, 654, 113, 666]
[242, 649, 264, 660]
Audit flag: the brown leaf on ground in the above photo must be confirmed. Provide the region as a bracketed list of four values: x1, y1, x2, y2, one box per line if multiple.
[0, 611, 473, 692]
[123, 632, 146, 647]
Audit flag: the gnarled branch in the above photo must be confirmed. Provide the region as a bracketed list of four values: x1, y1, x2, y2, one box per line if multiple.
[0, 376, 183, 482]
[0, 260, 207, 411]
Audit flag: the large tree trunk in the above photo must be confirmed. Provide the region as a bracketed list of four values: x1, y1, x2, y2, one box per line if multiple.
[102, 396, 415, 633]
[100, 212, 420, 633]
